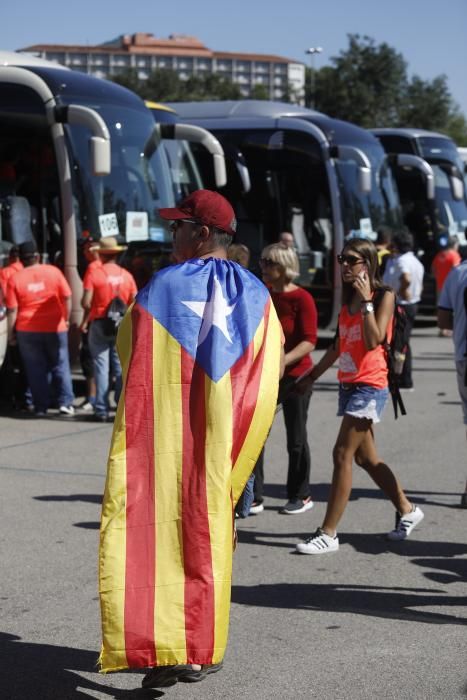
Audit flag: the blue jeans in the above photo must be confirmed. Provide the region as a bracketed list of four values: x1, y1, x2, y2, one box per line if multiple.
[235, 474, 255, 518]
[16, 331, 74, 413]
[88, 319, 122, 417]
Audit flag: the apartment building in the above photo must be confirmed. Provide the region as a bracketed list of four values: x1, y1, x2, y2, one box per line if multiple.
[19, 32, 305, 101]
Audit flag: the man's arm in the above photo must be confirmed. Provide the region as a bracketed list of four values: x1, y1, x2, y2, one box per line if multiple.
[7, 307, 18, 345]
[398, 272, 411, 301]
[437, 308, 453, 331]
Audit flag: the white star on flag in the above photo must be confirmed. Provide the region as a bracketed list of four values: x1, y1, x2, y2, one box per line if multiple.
[182, 275, 236, 345]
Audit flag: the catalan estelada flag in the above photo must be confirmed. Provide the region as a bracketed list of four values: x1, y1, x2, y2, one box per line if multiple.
[98, 258, 282, 672]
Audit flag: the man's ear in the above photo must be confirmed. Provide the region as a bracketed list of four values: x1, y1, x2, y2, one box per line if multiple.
[198, 225, 210, 241]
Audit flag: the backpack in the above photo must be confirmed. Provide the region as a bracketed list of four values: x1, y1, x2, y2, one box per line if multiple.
[374, 288, 410, 419]
[102, 295, 127, 337]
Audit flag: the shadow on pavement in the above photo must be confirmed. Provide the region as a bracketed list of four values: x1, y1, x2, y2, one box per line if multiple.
[0, 633, 163, 699]
[34, 494, 102, 504]
[231, 581, 465, 625]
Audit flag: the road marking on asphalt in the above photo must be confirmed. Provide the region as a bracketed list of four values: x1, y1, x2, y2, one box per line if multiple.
[0, 426, 108, 452]
[0, 465, 105, 477]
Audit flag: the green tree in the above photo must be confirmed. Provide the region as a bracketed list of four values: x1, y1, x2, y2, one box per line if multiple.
[399, 75, 451, 129]
[314, 34, 407, 126]
[444, 108, 467, 146]
[250, 84, 270, 100]
[144, 69, 183, 102]
[110, 68, 142, 95]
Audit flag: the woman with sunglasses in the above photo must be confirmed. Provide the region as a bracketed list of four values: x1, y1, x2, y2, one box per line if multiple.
[295, 237, 423, 554]
[252, 243, 317, 515]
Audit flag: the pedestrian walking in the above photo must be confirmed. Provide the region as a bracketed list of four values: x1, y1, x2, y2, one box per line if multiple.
[295, 238, 424, 554]
[77, 237, 102, 411]
[81, 236, 137, 422]
[98, 190, 283, 689]
[383, 230, 424, 390]
[5, 240, 74, 416]
[437, 259, 467, 507]
[251, 242, 317, 514]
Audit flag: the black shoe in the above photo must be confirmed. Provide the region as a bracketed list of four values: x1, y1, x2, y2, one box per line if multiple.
[461, 493, 467, 509]
[178, 662, 223, 683]
[141, 665, 180, 688]
[90, 413, 109, 423]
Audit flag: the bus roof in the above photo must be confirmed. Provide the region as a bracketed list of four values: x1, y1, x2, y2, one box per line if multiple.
[171, 99, 381, 147]
[11, 64, 146, 110]
[371, 127, 451, 141]
[170, 99, 327, 120]
[0, 49, 69, 69]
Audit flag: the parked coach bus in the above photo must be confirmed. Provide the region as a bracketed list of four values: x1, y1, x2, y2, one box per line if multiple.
[0, 52, 225, 362]
[171, 100, 408, 326]
[372, 128, 467, 262]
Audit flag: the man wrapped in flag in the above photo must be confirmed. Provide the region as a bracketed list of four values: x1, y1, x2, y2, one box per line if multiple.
[99, 190, 284, 688]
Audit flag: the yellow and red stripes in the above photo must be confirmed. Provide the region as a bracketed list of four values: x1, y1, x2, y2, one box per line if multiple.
[99, 299, 281, 672]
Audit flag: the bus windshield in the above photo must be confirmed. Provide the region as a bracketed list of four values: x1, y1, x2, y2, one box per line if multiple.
[65, 101, 175, 245]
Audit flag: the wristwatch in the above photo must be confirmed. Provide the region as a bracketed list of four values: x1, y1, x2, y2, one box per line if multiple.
[361, 301, 374, 315]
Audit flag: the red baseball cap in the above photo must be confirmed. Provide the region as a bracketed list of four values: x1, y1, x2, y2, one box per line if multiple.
[159, 189, 237, 236]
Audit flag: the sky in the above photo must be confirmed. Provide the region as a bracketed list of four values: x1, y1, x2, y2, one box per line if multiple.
[2, 0, 467, 117]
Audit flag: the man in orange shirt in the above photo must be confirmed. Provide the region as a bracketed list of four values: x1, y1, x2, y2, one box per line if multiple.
[77, 237, 102, 411]
[81, 237, 137, 422]
[0, 245, 24, 296]
[6, 240, 74, 416]
[432, 235, 461, 293]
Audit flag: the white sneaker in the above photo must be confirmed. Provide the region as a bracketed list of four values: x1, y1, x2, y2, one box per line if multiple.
[296, 528, 339, 554]
[249, 501, 264, 514]
[59, 405, 75, 416]
[387, 506, 424, 541]
[280, 498, 314, 514]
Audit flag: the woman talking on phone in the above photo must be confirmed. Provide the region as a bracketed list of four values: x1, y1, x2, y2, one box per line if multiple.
[295, 238, 424, 554]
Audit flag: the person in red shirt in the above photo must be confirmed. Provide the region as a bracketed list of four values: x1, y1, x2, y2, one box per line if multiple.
[432, 235, 461, 294]
[0, 245, 24, 296]
[81, 236, 137, 422]
[77, 237, 102, 411]
[6, 240, 74, 416]
[0, 245, 30, 409]
[251, 243, 317, 515]
[295, 238, 423, 554]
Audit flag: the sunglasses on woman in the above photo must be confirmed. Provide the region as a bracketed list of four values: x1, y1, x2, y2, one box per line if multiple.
[337, 253, 365, 266]
[259, 257, 279, 268]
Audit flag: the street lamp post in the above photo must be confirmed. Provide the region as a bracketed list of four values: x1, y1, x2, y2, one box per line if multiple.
[305, 47, 322, 109]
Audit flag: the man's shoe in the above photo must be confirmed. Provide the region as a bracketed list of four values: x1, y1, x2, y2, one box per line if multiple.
[249, 501, 264, 514]
[59, 405, 75, 416]
[296, 527, 339, 554]
[178, 662, 223, 683]
[280, 497, 314, 514]
[142, 662, 223, 688]
[387, 506, 424, 540]
[141, 665, 180, 688]
[77, 399, 94, 412]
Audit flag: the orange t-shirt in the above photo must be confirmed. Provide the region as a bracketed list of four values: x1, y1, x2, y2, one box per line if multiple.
[6, 264, 71, 332]
[0, 260, 23, 295]
[83, 262, 137, 321]
[432, 249, 461, 292]
[337, 304, 392, 389]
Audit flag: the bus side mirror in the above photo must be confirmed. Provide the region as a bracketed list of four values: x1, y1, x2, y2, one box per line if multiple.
[358, 168, 371, 194]
[90, 137, 111, 177]
[54, 105, 111, 176]
[390, 154, 435, 200]
[162, 123, 227, 188]
[330, 145, 372, 194]
[450, 174, 464, 201]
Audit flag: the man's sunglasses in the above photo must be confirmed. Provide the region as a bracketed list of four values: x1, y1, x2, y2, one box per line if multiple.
[169, 218, 200, 232]
[337, 253, 365, 266]
[259, 257, 279, 268]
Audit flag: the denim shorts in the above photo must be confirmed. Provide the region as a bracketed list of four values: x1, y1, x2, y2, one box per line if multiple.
[337, 383, 389, 423]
